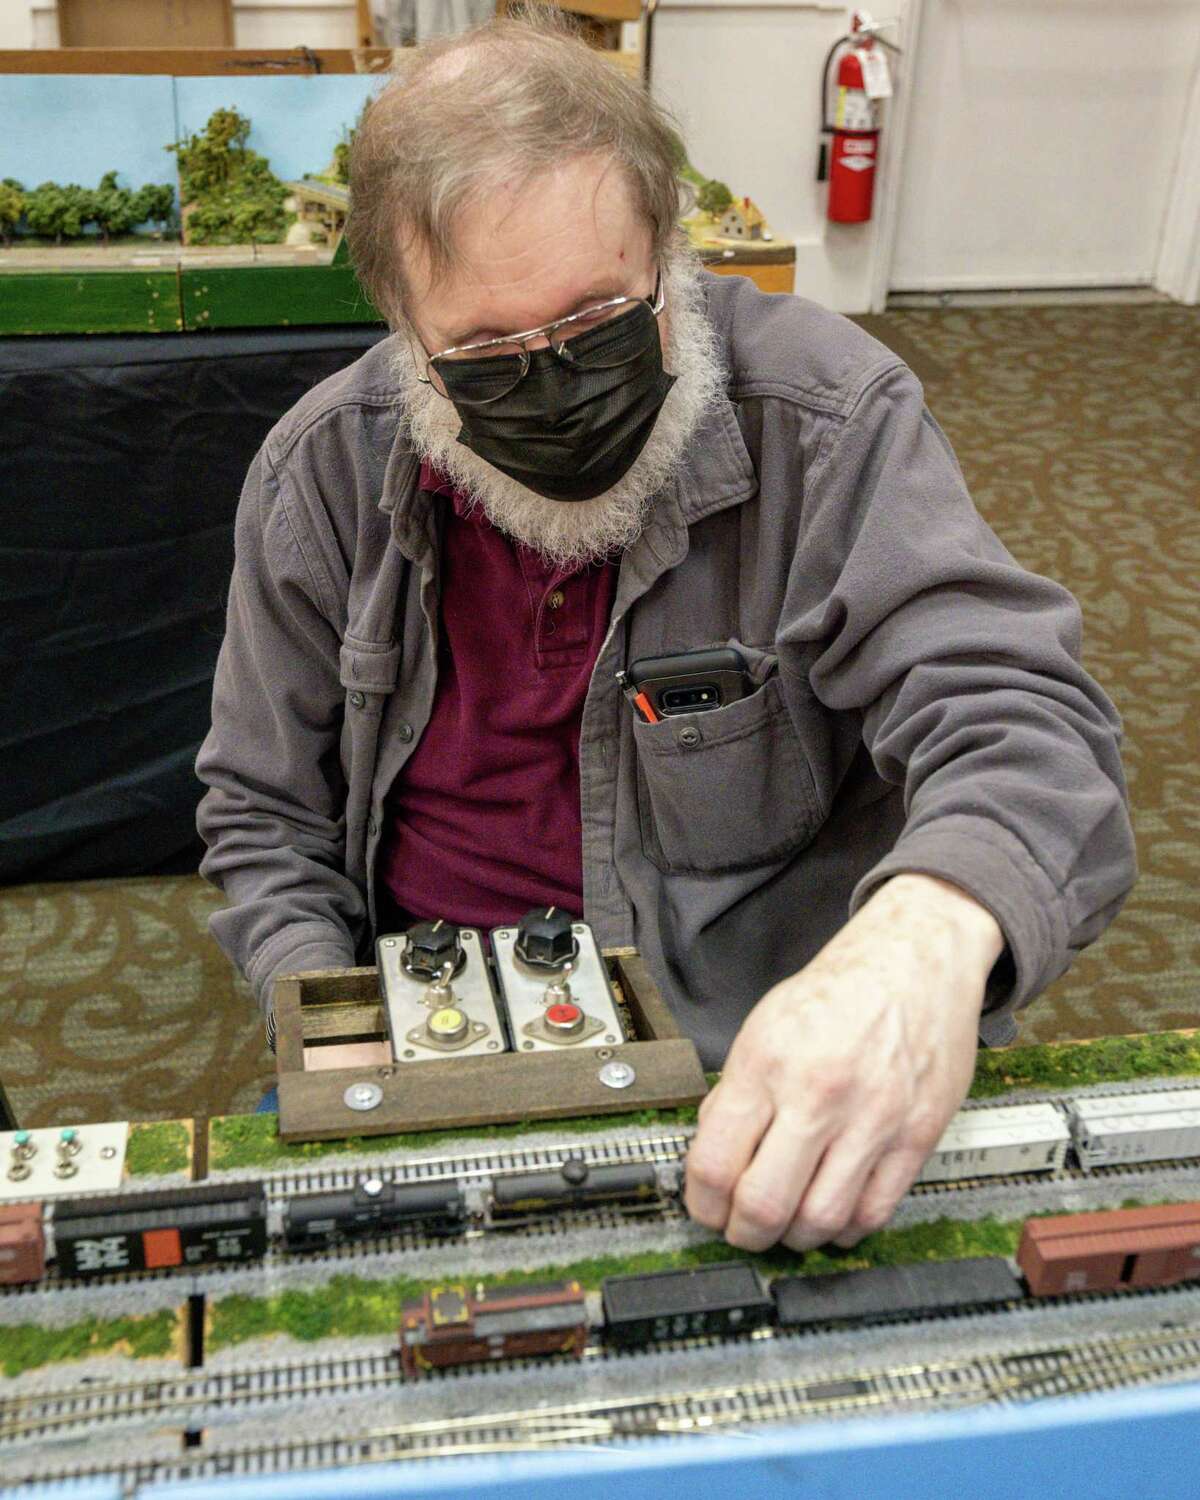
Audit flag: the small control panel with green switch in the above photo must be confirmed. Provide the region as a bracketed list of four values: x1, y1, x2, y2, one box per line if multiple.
[1, 1123, 128, 1202]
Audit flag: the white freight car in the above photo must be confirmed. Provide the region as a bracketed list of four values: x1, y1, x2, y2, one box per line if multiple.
[917, 1102, 1070, 1184]
[1065, 1088, 1200, 1169]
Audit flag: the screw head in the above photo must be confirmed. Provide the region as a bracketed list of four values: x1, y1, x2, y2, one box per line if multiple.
[598, 1060, 636, 1090]
[344, 1082, 383, 1111]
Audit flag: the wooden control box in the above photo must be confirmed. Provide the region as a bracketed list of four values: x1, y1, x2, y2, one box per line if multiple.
[273, 948, 708, 1143]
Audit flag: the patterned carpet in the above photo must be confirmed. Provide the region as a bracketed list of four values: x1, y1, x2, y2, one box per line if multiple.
[1, 300, 1197, 1126]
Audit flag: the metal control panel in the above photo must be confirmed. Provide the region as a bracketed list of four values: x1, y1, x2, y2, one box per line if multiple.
[377, 925, 509, 1064]
[1, 1122, 128, 1203]
[491, 918, 626, 1054]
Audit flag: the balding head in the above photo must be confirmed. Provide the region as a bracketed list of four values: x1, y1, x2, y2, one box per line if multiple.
[345, 10, 686, 330]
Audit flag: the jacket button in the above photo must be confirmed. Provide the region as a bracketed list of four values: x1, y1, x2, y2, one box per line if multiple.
[349, 690, 366, 709]
[397, 721, 414, 742]
[678, 726, 702, 748]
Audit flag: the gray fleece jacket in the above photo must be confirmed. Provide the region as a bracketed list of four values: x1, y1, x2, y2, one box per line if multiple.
[195, 273, 1136, 1069]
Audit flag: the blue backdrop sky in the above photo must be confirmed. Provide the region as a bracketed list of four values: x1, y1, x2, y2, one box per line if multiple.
[1, 73, 383, 196]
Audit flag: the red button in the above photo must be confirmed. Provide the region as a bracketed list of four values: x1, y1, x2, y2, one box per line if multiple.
[546, 1003, 583, 1032]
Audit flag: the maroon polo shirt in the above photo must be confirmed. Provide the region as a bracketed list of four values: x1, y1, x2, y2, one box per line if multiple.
[377, 464, 618, 931]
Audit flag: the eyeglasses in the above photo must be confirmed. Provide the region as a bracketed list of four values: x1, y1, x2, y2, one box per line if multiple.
[415, 270, 665, 407]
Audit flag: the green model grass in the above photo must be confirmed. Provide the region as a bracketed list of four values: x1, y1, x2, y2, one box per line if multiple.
[208, 1101, 702, 1172]
[125, 1121, 191, 1178]
[966, 1030, 1200, 1098]
[0, 1309, 177, 1379]
[209, 1031, 1199, 1173]
[206, 1214, 1024, 1352]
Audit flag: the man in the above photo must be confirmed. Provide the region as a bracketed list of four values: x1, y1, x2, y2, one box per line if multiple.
[195, 14, 1135, 1254]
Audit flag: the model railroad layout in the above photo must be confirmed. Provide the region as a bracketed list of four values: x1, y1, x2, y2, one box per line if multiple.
[3, 1056, 1200, 1490]
[4, 1080, 1200, 1289]
[7, 1313, 1200, 1486]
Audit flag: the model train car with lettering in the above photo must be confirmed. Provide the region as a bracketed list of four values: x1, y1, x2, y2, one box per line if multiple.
[53, 1182, 268, 1277]
[398, 1279, 588, 1378]
[1018, 1202, 1200, 1295]
[282, 1156, 678, 1253]
[4, 1085, 1200, 1289]
[916, 1102, 1070, 1183]
[1063, 1087, 1200, 1169]
[397, 1202, 1200, 1376]
[281, 1176, 467, 1250]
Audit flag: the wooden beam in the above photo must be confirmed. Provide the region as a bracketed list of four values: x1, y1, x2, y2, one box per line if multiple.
[278, 1038, 706, 1141]
[611, 953, 681, 1041]
[0, 47, 396, 75]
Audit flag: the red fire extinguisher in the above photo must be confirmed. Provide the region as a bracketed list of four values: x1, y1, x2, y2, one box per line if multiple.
[817, 19, 893, 223]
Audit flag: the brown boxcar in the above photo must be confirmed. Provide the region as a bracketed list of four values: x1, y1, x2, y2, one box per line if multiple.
[0, 1202, 45, 1285]
[1019, 1202, 1200, 1296]
[399, 1279, 587, 1379]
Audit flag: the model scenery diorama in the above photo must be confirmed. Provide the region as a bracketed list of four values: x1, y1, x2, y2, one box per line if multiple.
[2, 958, 1200, 1489]
[0, 89, 795, 332]
[2, 924, 1200, 1476]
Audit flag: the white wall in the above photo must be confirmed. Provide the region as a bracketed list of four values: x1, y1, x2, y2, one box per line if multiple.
[891, 0, 1200, 291]
[651, 0, 908, 312]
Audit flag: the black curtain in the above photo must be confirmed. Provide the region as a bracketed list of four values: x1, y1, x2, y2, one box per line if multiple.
[0, 327, 387, 885]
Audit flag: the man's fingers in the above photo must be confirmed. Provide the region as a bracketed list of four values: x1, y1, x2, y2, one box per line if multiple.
[829, 1145, 928, 1248]
[684, 1083, 772, 1232]
[781, 1131, 892, 1252]
[724, 1113, 827, 1252]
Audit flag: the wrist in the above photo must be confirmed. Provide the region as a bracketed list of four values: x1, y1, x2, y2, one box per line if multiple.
[872, 872, 1006, 977]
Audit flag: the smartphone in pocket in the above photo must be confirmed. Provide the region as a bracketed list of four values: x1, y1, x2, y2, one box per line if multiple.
[625, 647, 751, 719]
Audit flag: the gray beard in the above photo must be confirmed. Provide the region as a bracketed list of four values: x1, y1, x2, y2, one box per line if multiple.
[390, 251, 726, 569]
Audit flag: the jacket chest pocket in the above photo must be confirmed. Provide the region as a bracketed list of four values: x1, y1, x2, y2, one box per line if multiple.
[632, 673, 820, 874]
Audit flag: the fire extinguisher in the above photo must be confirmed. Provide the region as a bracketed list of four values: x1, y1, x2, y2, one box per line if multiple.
[817, 17, 897, 223]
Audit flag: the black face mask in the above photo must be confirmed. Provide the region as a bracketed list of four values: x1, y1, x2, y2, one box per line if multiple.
[437, 301, 676, 503]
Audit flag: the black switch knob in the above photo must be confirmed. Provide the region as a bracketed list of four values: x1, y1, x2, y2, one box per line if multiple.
[514, 906, 579, 969]
[403, 918, 463, 979]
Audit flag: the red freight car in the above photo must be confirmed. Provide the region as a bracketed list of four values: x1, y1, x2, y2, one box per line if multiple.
[1019, 1202, 1200, 1296]
[0, 1202, 45, 1286]
[399, 1279, 588, 1379]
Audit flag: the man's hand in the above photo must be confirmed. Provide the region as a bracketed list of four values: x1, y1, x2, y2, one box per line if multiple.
[684, 873, 1005, 1252]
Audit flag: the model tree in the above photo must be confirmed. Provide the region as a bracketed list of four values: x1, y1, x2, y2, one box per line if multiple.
[697, 178, 733, 217]
[134, 183, 176, 234]
[24, 182, 90, 244]
[0, 179, 25, 246]
[169, 107, 287, 245]
[331, 128, 354, 186]
[90, 171, 142, 246]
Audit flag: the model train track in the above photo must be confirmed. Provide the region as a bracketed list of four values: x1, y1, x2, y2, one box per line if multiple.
[9, 1323, 1200, 1488]
[259, 1128, 695, 1201]
[956, 1075, 1200, 1110]
[0, 1351, 402, 1443]
[6, 1278, 1199, 1446]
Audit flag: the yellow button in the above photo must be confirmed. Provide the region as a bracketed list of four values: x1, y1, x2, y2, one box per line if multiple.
[547, 589, 565, 610]
[428, 1007, 468, 1041]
